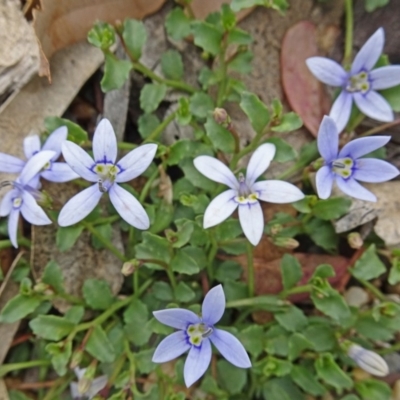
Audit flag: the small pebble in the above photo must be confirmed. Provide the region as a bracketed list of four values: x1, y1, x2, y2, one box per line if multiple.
[344, 286, 370, 307]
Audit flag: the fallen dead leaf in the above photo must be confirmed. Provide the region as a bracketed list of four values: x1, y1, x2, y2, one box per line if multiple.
[281, 21, 331, 137]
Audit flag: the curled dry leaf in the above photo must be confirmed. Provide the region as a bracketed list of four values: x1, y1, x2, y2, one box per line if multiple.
[281, 21, 331, 137]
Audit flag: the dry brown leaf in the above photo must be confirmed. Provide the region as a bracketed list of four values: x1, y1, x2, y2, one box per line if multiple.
[33, 0, 167, 60]
[281, 21, 331, 137]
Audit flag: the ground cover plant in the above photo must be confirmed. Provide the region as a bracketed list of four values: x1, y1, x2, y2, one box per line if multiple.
[1, 0, 400, 399]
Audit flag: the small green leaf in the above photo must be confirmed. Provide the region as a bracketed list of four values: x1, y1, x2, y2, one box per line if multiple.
[305, 218, 338, 252]
[215, 260, 243, 283]
[175, 281, 195, 302]
[176, 97, 192, 126]
[29, 315, 75, 341]
[271, 112, 303, 132]
[217, 359, 247, 394]
[138, 114, 160, 139]
[56, 225, 84, 252]
[44, 117, 88, 144]
[204, 117, 235, 153]
[46, 341, 71, 376]
[352, 244, 386, 281]
[227, 28, 253, 45]
[381, 84, 400, 112]
[281, 254, 303, 290]
[135, 232, 172, 269]
[264, 357, 293, 378]
[238, 325, 264, 357]
[365, 0, 389, 12]
[101, 53, 132, 92]
[275, 306, 308, 332]
[172, 248, 199, 275]
[86, 325, 116, 363]
[228, 50, 253, 74]
[388, 257, 400, 285]
[87, 21, 115, 50]
[355, 379, 391, 400]
[288, 333, 313, 361]
[140, 83, 167, 114]
[189, 92, 214, 119]
[303, 324, 336, 352]
[191, 21, 223, 55]
[165, 8, 192, 41]
[266, 137, 297, 163]
[315, 353, 353, 391]
[0, 294, 41, 323]
[136, 349, 156, 374]
[161, 50, 184, 80]
[41, 261, 64, 293]
[170, 219, 194, 248]
[64, 306, 84, 324]
[231, 0, 264, 12]
[123, 19, 147, 60]
[83, 279, 114, 310]
[152, 282, 173, 301]
[124, 298, 151, 346]
[290, 365, 326, 396]
[240, 91, 270, 134]
[313, 197, 352, 220]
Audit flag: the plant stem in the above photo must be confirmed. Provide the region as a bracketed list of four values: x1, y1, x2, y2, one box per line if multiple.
[357, 278, 387, 302]
[132, 62, 197, 94]
[247, 241, 255, 297]
[360, 118, 400, 137]
[343, 0, 354, 68]
[92, 215, 120, 226]
[279, 284, 313, 299]
[0, 360, 50, 377]
[0, 237, 31, 249]
[216, 35, 229, 107]
[144, 111, 177, 143]
[139, 167, 159, 203]
[207, 230, 218, 282]
[82, 221, 126, 262]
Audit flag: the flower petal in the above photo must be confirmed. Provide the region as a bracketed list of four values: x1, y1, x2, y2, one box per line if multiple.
[58, 184, 103, 226]
[329, 90, 353, 134]
[20, 191, 51, 225]
[370, 66, 400, 90]
[315, 166, 334, 199]
[18, 151, 56, 186]
[42, 126, 68, 159]
[153, 308, 200, 330]
[62, 141, 97, 182]
[306, 57, 347, 86]
[74, 368, 86, 380]
[0, 153, 24, 174]
[87, 376, 108, 399]
[202, 285, 225, 326]
[70, 382, 79, 399]
[0, 189, 18, 217]
[238, 201, 264, 246]
[115, 144, 157, 182]
[351, 27, 384, 74]
[109, 184, 149, 229]
[339, 136, 390, 159]
[8, 209, 20, 248]
[184, 340, 212, 387]
[152, 331, 191, 363]
[41, 162, 79, 183]
[354, 158, 399, 182]
[245, 143, 276, 186]
[353, 91, 393, 122]
[253, 180, 304, 203]
[317, 116, 339, 161]
[92, 118, 117, 164]
[194, 156, 238, 190]
[336, 177, 377, 202]
[203, 189, 238, 229]
[210, 328, 251, 368]
[23, 135, 41, 159]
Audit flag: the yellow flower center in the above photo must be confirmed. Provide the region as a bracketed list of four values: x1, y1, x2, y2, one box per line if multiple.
[332, 157, 354, 178]
[186, 323, 213, 347]
[346, 71, 370, 93]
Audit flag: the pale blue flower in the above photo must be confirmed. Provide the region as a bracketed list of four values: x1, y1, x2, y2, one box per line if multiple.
[58, 118, 157, 228]
[0, 151, 55, 247]
[70, 367, 107, 400]
[194, 144, 304, 246]
[307, 28, 400, 133]
[0, 127, 78, 187]
[316, 116, 399, 202]
[152, 285, 251, 387]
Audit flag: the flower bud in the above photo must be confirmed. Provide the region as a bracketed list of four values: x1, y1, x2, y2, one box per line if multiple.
[273, 236, 299, 250]
[269, 224, 282, 236]
[213, 108, 231, 128]
[348, 344, 389, 377]
[348, 232, 363, 249]
[121, 260, 137, 276]
[69, 350, 83, 369]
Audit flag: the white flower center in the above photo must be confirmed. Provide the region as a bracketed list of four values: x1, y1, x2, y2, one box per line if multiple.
[346, 71, 370, 93]
[186, 323, 213, 347]
[331, 157, 354, 179]
[12, 197, 22, 209]
[235, 173, 259, 204]
[93, 163, 120, 192]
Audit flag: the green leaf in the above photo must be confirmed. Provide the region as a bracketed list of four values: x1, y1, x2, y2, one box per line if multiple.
[135, 232, 171, 269]
[215, 260, 243, 283]
[189, 92, 214, 119]
[138, 114, 160, 139]
[288, 333, 314, 361]
[238, 325, 264, 357]
[87, 21, 115, 50]
[64, 306, 84, 324]
[41, 261, 64, 293]
[191, 21, 223, 55]
[313, 197, 352, 220]
[266, 137, 297, 162]
[124, 298, 151, 346]
[228, 50, 253, 74]
[44, 117, 88, 144]
[83, 279, 114, 310]
[227, 28, 253, 45]
[365, 0, 389, 12]
[240, 91, 270, 134]
[355, 314, 396, 341]
[161, 50, 184, 80]
[91, 223, 112, 250]
[152, 281, 173, 301]
[305, 218, 338, 252]
[275, 306, 308, 332]
[303, 324, 335, 352]
[264, 357, 293, 377]
[231, 0, 264, 12]
[352, 244, 386, 281]
[123, 19, 147, 60]
[204, 117, 235, 153]
[315, 353, 353, 391]
[136, 349, 156, 374]
[101, 53, 132, 92]
[56, 225, 84, 252]
[224, 280, 248, 301]
[86, 325, 116, 363]
[281, 254, 303, 290]
[168, 140, 213, 166]
[381, 84, 400, 111]
[271, 112, 303, 132]
[170, 219, 194, 248]
[46, 341, 71, 376]
[9, 390, 35, 400]
[175, 281, 195, 302]
[290, 365, 326, 396]
[140, 83, 167, 114]
[172, 248, 199, 275]
[176, 97, 192, 126]
[165, 8, 192, 41]
[388, 257, 400, 285]
[29, 315, 75, 341]
[355, 379, 391, 400]
[217, 359, 247, 394]
[0, 294, 41, 323]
